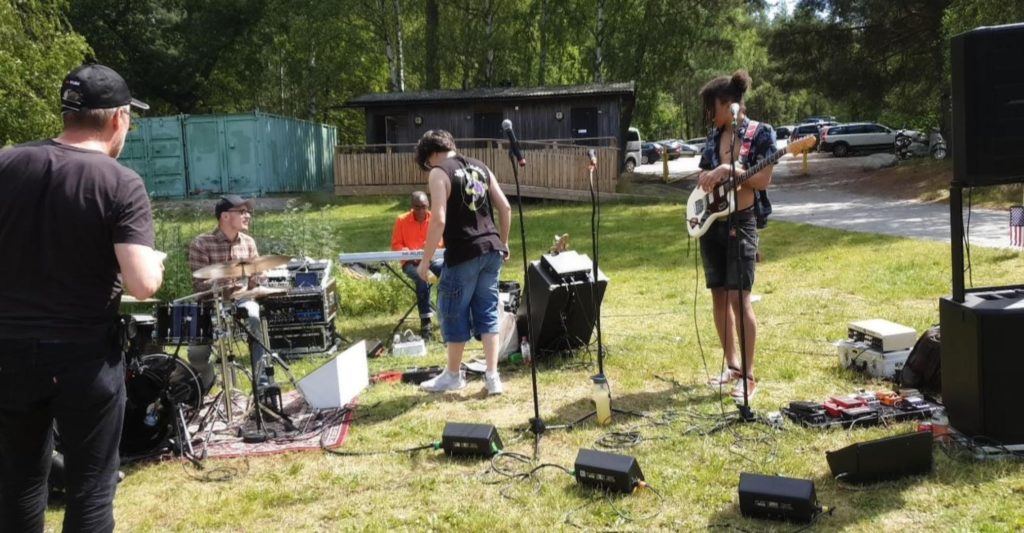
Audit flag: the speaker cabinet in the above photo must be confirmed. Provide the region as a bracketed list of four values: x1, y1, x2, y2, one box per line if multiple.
[940, 286, 1024, 444]
[519, 256, 607, 355]
[738, 473, 818, 523]
[951, 23, 1024, 187]
[826, 432, 933, 484]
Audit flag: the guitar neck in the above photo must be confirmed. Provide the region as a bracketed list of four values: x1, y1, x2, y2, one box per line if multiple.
[733, 146, 787, 187]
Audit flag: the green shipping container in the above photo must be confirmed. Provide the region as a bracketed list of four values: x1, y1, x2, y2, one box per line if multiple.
[119, 112, 337, 198]
[119, 115, 188, 198]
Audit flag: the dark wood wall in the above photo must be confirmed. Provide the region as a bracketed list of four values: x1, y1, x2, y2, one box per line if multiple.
[362, 95, 625, 146]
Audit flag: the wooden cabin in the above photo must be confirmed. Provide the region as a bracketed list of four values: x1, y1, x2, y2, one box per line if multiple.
[336, 83, 635, 200]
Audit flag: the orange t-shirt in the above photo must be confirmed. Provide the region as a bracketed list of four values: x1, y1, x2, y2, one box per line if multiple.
[391, 211, 442, 263]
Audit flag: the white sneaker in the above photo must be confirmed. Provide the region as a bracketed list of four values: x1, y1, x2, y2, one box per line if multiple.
[420, 370, 465, 392]
[484, 373, 503, 395]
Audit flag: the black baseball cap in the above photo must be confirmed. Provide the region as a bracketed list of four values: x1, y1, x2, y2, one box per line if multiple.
[215, 195, 255, 218]
[60, 64, 150, 112]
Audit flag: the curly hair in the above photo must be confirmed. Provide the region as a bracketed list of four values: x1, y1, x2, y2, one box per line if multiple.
[414, 129, 457, 171]
[698, 70, 752, 124]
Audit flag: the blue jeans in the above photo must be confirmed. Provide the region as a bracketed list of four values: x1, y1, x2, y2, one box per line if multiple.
[437, 251, 503, 343]
[0, 336, 125, 533]
[402, 260, 444, 320]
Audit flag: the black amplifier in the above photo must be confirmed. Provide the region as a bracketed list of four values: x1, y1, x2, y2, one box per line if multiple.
[261, 279, 338, 327]
[268, 324, 336, 358]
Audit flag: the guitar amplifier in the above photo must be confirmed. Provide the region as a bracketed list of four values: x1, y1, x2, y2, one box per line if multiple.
[261, 278, 338, 327]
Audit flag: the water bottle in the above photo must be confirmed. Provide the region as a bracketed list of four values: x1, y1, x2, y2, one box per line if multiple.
[592, 374, 612, 426]
[143, 401, 159, 427]
[520, 338, 531, 365]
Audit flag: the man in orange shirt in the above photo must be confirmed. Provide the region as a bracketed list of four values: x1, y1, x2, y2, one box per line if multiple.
[392, 191, 444, 338]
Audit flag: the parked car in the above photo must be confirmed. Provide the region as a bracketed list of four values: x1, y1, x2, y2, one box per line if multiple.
[819, 122, 898, 157]
[624, 127, 642, 172]
[656, 139, 685, 160]
[640, 142, 663, 164]
[684, 136, 707, 152]
[790, 122, 835, 145]
[775, 125, 795, 150]
[799, 115, 837, 124]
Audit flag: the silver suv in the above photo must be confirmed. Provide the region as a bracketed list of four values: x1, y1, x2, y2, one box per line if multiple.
[819, 122, 896, 157]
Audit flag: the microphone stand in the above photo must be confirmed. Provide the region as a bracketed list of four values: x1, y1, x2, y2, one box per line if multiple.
[728, 115, 755, 422]
[503, 140, 546, 459]
[548, 152, 642, 430]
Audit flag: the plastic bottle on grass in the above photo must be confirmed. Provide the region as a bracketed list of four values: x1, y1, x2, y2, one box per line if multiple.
[520, 338, 531, 365]
[592, 375, 612, 425]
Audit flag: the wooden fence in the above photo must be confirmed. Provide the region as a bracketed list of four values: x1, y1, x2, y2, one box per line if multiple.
[334, 138, 620, 201]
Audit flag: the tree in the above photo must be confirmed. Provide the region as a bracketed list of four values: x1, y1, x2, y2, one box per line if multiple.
[0, 0, 91, 145]
[67, 0, 267, 113]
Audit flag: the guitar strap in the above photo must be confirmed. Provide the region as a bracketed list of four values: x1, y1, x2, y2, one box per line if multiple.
[738, 120, 760, 168]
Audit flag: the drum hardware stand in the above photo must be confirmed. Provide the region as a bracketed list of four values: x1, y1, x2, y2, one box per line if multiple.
[231, 314, 297, 434]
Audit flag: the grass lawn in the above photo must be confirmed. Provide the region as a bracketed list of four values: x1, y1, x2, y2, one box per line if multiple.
[46, 197, 1024, 531]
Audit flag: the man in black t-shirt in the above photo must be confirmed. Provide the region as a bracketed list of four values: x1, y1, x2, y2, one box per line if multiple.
[0, 64, 163, 533]
[413, 130, 512, 396]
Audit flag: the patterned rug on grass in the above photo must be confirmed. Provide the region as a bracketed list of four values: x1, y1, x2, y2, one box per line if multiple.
[193, 390, 353, 459]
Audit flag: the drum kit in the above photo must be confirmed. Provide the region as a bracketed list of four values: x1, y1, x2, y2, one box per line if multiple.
[120, 254, 296, 459]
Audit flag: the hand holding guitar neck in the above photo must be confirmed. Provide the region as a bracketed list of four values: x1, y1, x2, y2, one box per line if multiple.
[685, 135, 816, 238]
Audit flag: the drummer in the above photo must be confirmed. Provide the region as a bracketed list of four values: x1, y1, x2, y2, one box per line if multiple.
[187, 195, 266, 391]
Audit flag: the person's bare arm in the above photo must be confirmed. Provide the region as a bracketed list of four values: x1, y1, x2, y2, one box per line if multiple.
[487, 170, 512, 256]
[418, 168, 449, 280]
[115, 243, 163, 298]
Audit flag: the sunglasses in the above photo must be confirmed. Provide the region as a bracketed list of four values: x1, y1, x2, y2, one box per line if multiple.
[228, 208, 252, 215]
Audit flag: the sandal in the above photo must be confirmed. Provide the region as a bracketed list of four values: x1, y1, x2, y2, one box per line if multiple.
[708, 366, 741, 388]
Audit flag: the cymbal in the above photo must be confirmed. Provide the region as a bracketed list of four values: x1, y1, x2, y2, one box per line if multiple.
[192, 255, 291, 280]
[121, 294, 160, 304]
[231, 286, 287, 301]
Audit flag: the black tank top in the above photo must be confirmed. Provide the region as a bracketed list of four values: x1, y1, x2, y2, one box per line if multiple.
[435, 155, 505, 266]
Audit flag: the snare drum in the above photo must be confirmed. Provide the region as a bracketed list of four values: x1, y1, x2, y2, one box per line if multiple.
[125, 314, 158, 360]
[155, 302, 214, 345]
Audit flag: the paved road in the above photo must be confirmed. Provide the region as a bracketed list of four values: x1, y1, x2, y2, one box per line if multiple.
[769, 157, 1015, 249]
[635, 153, 1019, 249]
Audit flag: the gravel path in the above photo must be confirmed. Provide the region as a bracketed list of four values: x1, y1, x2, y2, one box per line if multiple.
[634, 153, 1018, 249]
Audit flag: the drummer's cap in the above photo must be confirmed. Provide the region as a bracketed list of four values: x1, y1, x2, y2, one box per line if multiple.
[60, 63, 149, 112]
[215, 195, 255, 218]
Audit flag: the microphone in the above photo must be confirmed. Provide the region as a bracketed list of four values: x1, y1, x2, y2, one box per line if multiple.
[588, 149, 597, 167]
[501, 119, 526, 167]
[730, 103, 740, 124]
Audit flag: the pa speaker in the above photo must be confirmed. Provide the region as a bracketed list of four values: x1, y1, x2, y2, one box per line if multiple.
[951, 23, 1024, 186]
[940, 286, 1024, 444]
[573, 448, 644, 493]
[296, 340, 368, 409]
[440, 422, 502, 458]
[520, 256, 607, 355]
[738, 473, 819, 523]
[825, 431, 933, 484]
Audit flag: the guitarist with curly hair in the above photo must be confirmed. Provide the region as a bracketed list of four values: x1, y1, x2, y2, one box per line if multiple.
[695, 70, 777, 403]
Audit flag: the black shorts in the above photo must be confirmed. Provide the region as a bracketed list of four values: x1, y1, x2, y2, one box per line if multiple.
[699, 212, 758, 290]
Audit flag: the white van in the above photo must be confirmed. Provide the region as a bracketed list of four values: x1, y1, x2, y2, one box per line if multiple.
[624, 127, 642, 172]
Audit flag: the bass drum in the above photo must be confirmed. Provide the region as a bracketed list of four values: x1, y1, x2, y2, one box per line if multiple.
[120, 354, 203, 458]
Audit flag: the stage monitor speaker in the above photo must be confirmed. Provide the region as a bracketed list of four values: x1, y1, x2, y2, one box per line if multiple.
[738, 473, 818, 523]
[520, 257, 607, 355]
[939, 286, 1024, 444]
[296, 340, 368, 409]
[573, 448, 644, 493]
[825, 431, 933, 484]
[951, 23, 1024, 187]
[440, 422, 502, 458]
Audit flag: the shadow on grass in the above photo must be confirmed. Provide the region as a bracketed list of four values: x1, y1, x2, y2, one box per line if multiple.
[546, 376, 719, 428]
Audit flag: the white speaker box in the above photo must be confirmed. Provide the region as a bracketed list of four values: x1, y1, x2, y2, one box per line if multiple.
[297, 340, 369, 409]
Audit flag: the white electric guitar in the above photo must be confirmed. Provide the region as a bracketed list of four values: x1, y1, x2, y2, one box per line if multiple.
[685, 135, 816, 238]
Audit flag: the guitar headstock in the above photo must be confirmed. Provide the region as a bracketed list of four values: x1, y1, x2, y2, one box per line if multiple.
[786, 135, 817, 155]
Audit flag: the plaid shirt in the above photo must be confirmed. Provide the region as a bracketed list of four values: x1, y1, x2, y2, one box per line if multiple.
[189, 228, 259, 291]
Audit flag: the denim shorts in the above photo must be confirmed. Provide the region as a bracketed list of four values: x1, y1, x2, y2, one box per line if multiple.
[437, 251, 503, 343]
[700, 212, 758, 290]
